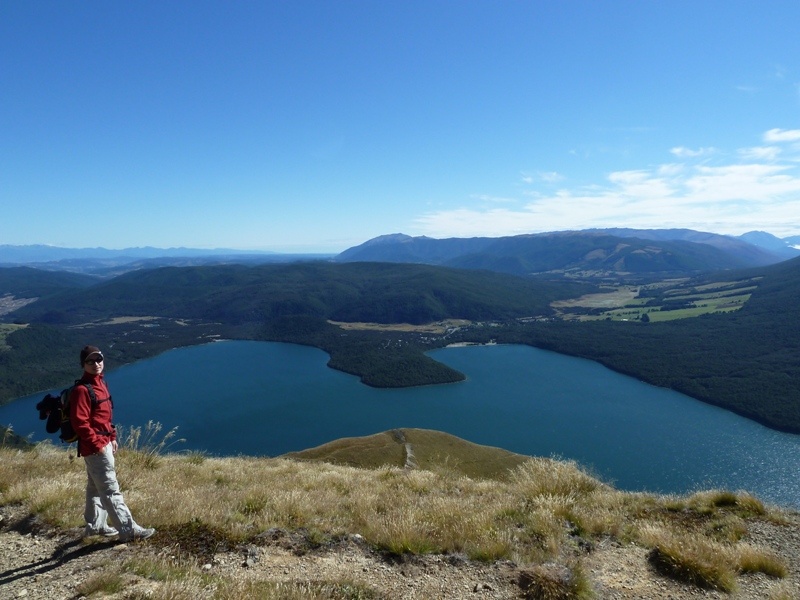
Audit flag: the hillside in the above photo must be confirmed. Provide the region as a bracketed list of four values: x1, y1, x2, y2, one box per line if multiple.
[336, 230, 789, 278]
[463, 255, 800, 432]
[8, 261, 586, 327]
[0, 262, 589, 401]
[1, 429, 799, 599]
[0, 266, 96, 306]
[285, 428, 532, 477]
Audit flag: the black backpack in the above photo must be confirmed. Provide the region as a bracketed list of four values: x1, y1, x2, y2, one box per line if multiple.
[36, 381, 97, 443]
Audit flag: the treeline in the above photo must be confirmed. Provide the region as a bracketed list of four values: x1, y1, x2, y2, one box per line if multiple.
[10, 261, 590, 326]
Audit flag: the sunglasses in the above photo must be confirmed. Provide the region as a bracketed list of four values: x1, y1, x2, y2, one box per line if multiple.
[84, 357, 104, 364]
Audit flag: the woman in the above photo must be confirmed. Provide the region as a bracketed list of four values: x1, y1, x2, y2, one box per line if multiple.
[70, 345, 155, 542]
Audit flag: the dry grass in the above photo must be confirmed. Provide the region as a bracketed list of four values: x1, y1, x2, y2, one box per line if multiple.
[0, 432, 791, 598]
[639, 524, 739, 591]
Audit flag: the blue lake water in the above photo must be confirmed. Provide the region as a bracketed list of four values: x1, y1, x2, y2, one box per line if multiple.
[2, 340, 799, 509]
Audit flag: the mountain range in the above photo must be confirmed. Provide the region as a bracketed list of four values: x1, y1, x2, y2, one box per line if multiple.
[335, 229, 800, 278]
[0, 244, 331, 276]
[2, 228, 799, 279]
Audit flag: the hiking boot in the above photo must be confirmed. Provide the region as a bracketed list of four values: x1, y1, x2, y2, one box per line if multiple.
[119, 527, 156, 542]
[84, 525, 119, 538]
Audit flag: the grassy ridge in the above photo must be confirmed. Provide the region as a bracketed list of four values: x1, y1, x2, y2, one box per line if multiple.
[0, 428, 791, 598]
[285, 428, 530, 478]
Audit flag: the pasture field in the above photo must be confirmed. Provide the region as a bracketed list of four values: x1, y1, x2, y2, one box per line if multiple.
[551, 277, 759, 322]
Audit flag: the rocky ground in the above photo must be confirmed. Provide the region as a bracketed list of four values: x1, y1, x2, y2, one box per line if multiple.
[2, 505, 799, 600]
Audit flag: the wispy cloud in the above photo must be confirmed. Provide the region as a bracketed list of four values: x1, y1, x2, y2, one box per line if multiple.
[763, 128, 800, 143]
[739, 146, 781, 161]
[414, 129, 800, 238]
[521, 171, 565, 184]
[670, 146, 716, 158]
[470, 194, 516, 204]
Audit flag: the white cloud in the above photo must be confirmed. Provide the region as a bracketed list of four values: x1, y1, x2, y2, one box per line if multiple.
[414, 129, 800, 239]
[538, 171, 565, 183]
[670, 146, 716, 158]
[471, 194, 516, 204]
[739, 146, 781, 161]
[763, 128, 800, 143]
[521, 171, 565, 184]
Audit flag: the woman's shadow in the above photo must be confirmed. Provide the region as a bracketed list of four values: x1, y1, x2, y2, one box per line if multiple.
[0, 513, 122, 588]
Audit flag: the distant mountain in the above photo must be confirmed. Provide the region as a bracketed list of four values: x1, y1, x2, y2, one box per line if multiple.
[0, 244, 270, 262]
[336, 229, 789, 278]
[0, 244, 333, 276]
[738, 231, 800, 259]
[587, 227, 798, 259]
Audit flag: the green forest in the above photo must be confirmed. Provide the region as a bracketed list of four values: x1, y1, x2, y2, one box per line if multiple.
[2, 257, 799, 436]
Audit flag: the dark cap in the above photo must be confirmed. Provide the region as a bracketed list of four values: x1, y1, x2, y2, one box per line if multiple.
[80, 345, 103, 365]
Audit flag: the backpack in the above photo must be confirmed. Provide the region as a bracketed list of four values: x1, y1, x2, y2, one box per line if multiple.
[36, 381, 97, 443]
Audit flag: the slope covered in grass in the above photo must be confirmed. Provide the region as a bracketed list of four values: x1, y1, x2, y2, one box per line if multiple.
[1, 428, 797, 599]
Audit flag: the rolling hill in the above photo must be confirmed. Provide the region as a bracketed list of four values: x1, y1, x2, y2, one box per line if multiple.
[7, 261, 588, 327]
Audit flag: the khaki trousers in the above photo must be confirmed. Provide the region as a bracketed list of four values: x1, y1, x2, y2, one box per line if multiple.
[83, 442, 137, 536]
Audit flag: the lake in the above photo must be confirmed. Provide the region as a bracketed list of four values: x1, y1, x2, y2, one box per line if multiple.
[2, 340, 799, 509]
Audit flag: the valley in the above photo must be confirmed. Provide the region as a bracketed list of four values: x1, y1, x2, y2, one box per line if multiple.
[1, 232, 799, 435]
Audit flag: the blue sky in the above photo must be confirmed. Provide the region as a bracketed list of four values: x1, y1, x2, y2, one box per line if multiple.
[2, 1, 800, 253]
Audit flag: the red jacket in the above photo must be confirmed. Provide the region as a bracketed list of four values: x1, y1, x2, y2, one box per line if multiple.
[69, 373, 116, 456]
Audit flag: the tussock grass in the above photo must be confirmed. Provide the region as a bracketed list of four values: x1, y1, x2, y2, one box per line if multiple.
[74, 569, 128, 596]
[639, 522, 789, 592]
[518, 561, 593, 600]
[768, 580, 799, 600]
[640, 524, 738, 591]
[215, 579, 385, 599]
[736, 542, 789, 578]
[0, 429, 791, 597]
